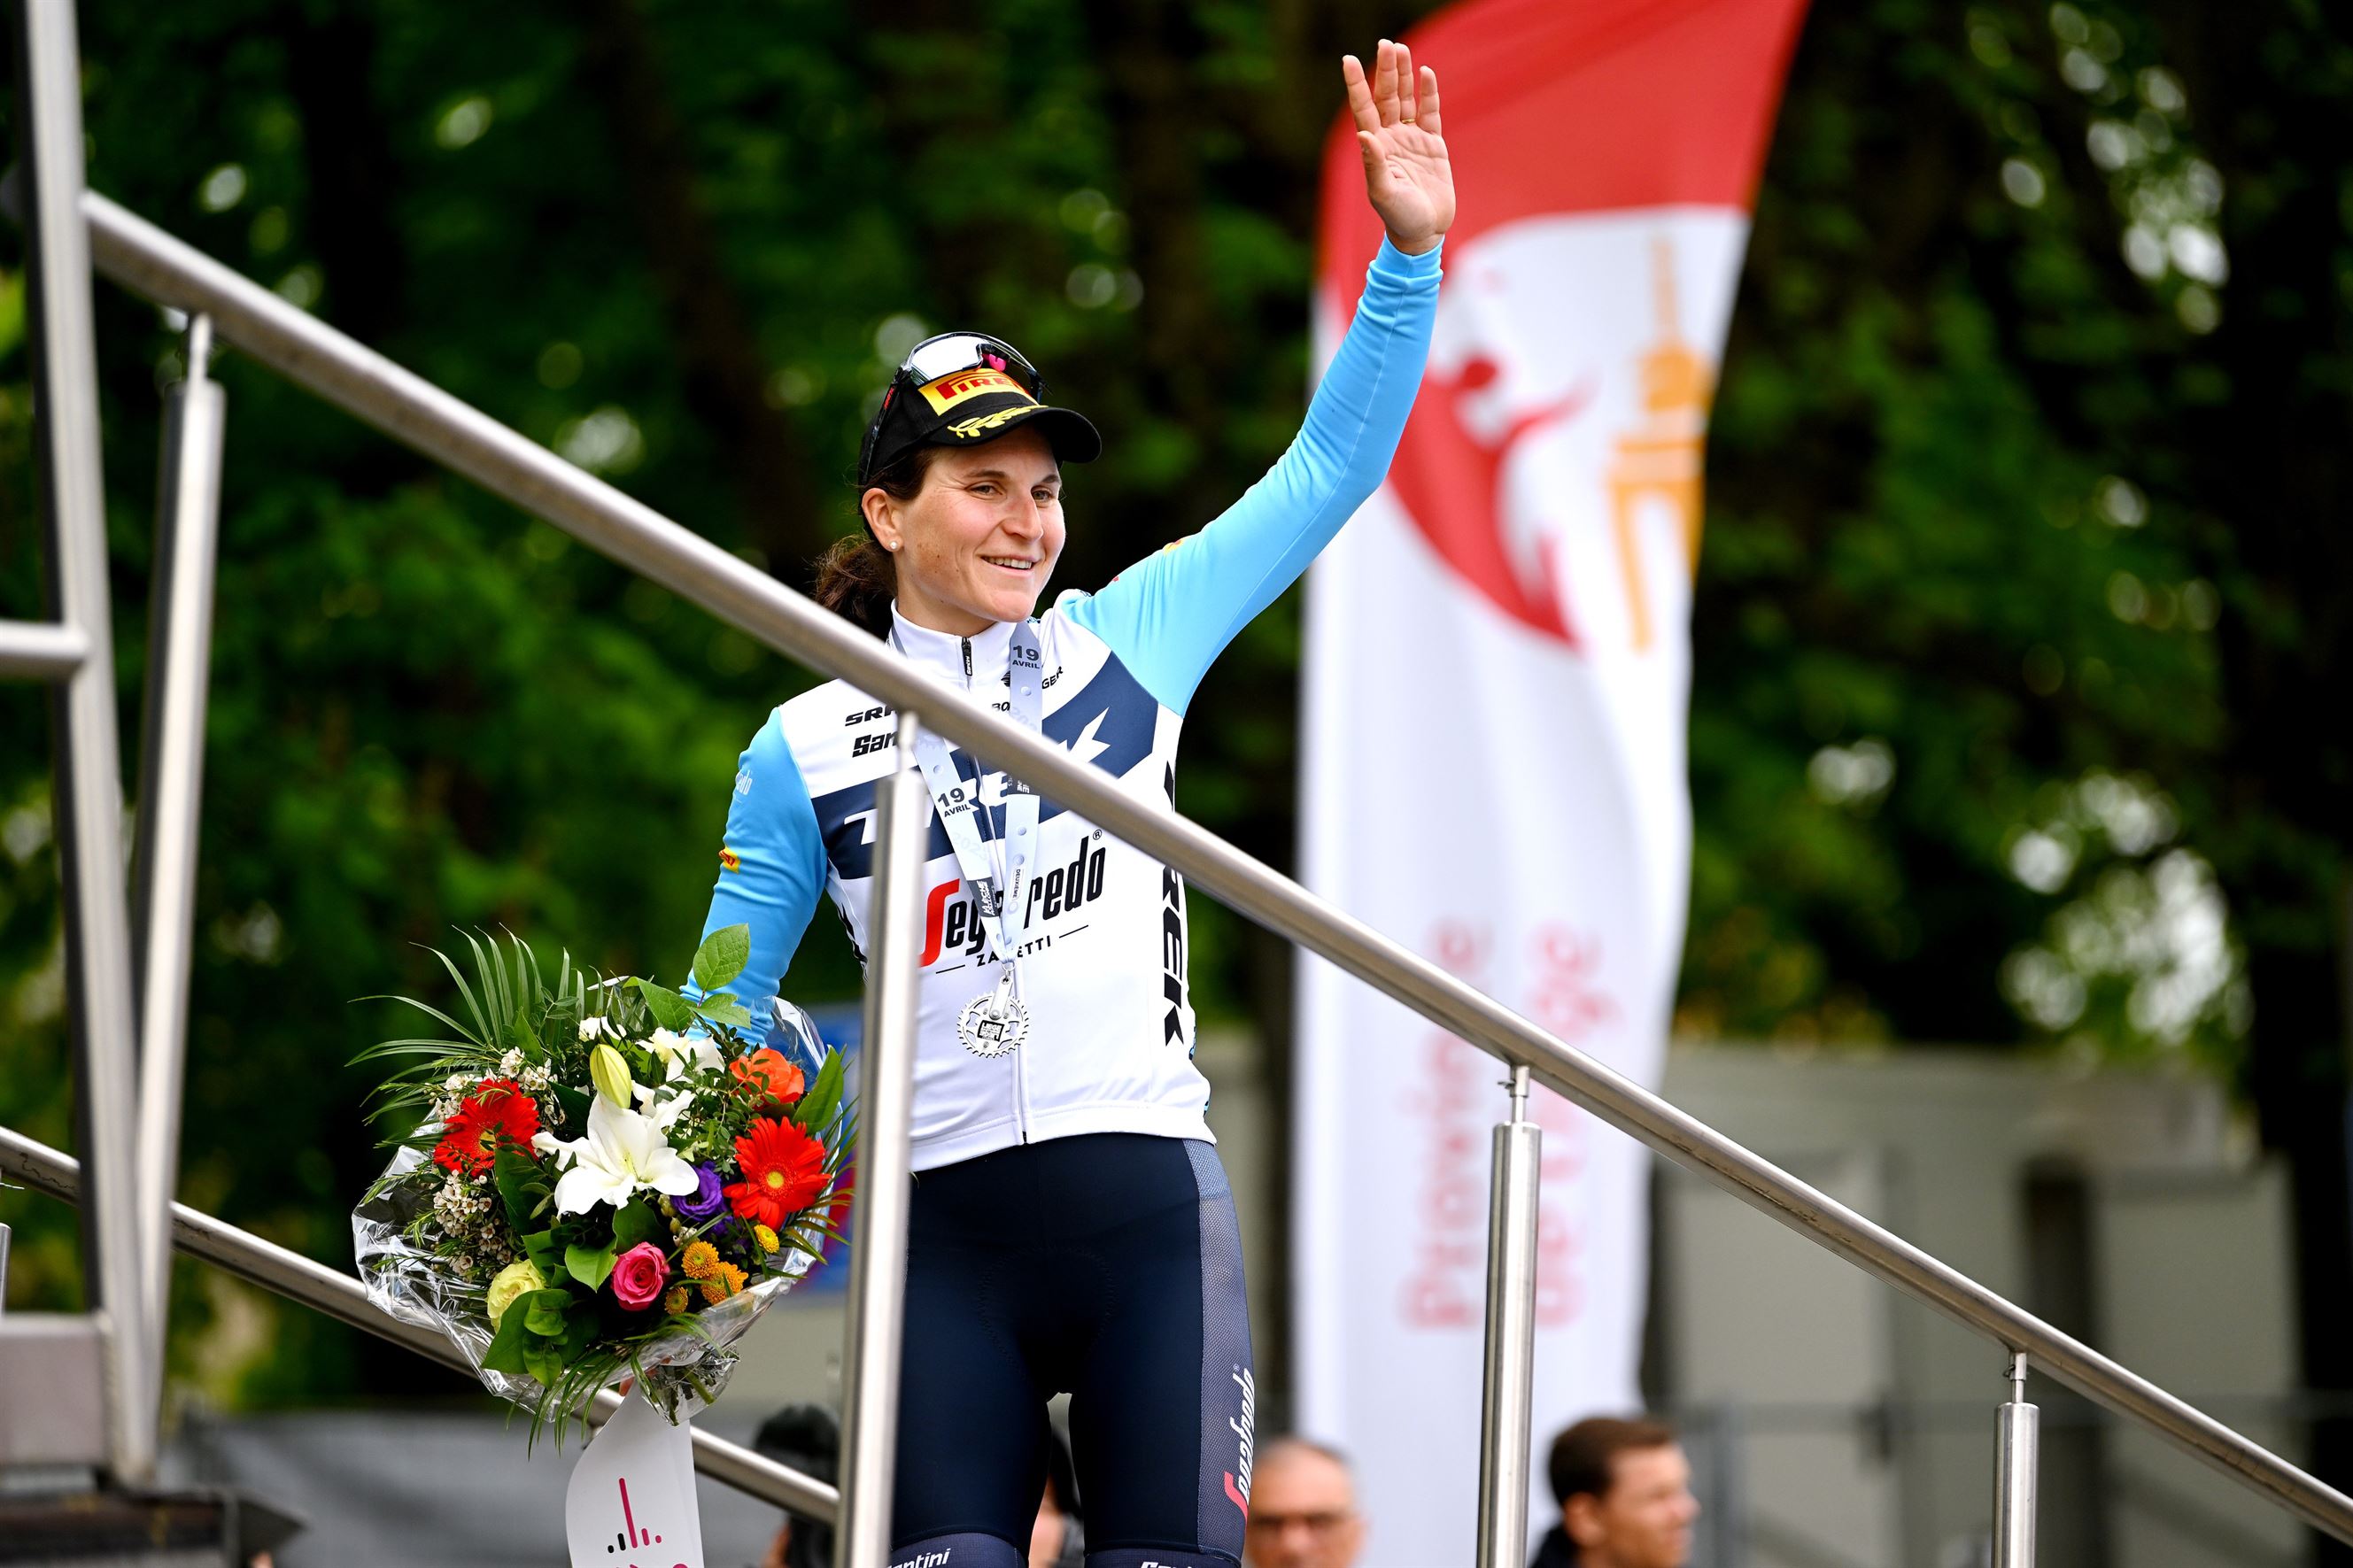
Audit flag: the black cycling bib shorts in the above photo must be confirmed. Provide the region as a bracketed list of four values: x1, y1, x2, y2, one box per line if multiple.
[887, 1133, 1255, 1568]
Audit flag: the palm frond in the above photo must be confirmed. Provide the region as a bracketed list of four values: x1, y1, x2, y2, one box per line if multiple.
[461, 929, 509, 1036]
[417, 946, 493, 1047]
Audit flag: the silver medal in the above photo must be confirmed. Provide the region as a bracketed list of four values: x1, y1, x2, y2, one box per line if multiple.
[957, 990, 1030, 1058]
[894, 621, 1049, 1065]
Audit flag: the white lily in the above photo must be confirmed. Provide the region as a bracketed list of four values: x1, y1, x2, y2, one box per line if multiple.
[539, 1093, 701, 1216]
[631, 1079, 693, 1132]
[646, 1026, 721, 1082]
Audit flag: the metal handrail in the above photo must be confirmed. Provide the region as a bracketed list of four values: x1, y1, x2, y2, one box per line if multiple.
[32, 186, 2353, 1541]
[0, 1126, 842, 1522]
[0, 619, 90, 679]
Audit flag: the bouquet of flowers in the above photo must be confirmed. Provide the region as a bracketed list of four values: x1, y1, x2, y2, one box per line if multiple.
[351, 925, 849, 1439]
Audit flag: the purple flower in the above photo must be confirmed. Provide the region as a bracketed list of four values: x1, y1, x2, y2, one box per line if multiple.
[674, 1162, 727, 1223]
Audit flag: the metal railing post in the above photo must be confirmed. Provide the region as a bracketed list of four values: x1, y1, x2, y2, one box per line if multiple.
[1476, 1065, 1543, 1568]
[834, 715, 927, 1567]
[129, 313, 227, 1355]
[1994, 1352, 2039, 1568]
[8, 0, 154, 1483]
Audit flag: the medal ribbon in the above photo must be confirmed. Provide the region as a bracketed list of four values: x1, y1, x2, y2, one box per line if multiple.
[892, 622, 1046, 1015]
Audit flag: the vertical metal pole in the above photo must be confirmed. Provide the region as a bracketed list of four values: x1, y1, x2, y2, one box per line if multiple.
[9, 0, 155, 1483]
[1994, 1351, 2040, 1568]
[1476, 1065, 1543, 1568]
[130, 313, 226, 1352]
[835, 714, 927, 1568]
[1, 1221, 12, 1309]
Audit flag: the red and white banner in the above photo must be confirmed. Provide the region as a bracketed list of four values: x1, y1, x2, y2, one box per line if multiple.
[1296, 0, 1805, 1557]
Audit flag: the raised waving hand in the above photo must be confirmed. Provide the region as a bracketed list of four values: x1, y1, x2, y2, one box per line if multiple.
[1343, 38, 1455, 255]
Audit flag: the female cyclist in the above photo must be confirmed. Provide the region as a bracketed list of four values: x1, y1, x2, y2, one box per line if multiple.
[693, 41, 1453, 1568]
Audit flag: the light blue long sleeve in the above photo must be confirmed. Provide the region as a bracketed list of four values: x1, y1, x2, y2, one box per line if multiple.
[687, 707, 826, 1026]
[1064, 236, 1443, 714]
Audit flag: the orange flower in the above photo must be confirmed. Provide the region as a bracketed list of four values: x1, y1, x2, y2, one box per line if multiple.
[730, 1048, 805, 1108]
[679, 1240, 720, 1280]
[724, 1117, 827, 1230]
[699, 1261, 747, 1305]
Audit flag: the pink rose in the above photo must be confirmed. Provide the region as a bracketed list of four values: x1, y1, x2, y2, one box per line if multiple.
[610, 1242, 670, 1310]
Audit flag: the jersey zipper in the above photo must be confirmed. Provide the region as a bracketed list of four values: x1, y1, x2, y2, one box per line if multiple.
[964, 634, 1032, 1143]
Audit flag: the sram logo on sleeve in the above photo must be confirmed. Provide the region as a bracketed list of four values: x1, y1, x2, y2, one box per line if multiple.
[918, 367, 1032, 413]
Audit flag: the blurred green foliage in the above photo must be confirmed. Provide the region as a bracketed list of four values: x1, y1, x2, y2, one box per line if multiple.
[2, 0, 2348, 1415]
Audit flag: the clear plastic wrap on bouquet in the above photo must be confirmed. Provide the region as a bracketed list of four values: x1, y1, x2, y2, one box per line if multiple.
[352, 997, 841, 1428]
[353, 1147, 824, 1423]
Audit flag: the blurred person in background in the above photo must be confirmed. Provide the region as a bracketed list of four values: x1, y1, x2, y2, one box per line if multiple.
[695, 36, 1452, 1568]
[754, 1402, 837, 1568]
[1242, 1438, 1365, 1568]
[1529, 1417, 1697, 1568]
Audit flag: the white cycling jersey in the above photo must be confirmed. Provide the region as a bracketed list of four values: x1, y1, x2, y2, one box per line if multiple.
[693, 236, 1441, 1172]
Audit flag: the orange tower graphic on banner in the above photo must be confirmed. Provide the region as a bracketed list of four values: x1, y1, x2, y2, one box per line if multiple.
[1606, 237, 1714, 650]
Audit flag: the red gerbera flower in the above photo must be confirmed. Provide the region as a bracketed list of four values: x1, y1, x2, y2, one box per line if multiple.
[431, 1078, 541, 1176]
[724, 1116, 827, 1229]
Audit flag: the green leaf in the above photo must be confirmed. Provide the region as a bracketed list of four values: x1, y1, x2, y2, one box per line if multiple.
[553, 1083, 592, 1133]
[631, 978, 695, 1032]
[692, 924, 751, 993]
[522, 1342, 568, 1388]
[565, 1241, 617, 1290]
[522, 1287, 572, 1337]
[612, 1201, 665, 1253]
[792, 1049, 847, 1131]
[523, 1228, 562, 1278]
[559, 1312, 599, 1359]
[504, 1004, 542, 1062]
[695, 1000, 754, 1030]
[493, 1146, 548, 1232]
[481, 1298, 533, 1374]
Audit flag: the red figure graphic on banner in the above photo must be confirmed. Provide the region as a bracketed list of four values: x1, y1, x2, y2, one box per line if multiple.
[1387, 343, 1593, 646]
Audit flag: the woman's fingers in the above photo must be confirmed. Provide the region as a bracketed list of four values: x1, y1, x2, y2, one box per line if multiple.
[1342, 53, 1381, 135]
[1351, 40, 1441, 136]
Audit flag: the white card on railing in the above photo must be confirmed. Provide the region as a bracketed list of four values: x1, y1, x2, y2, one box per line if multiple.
[565, 1392, 706, 1568]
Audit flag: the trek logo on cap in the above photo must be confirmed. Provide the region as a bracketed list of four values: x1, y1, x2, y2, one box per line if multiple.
[918, 367, 1033, 414]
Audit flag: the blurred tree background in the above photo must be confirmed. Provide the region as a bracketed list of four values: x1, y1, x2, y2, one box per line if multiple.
[0, 0, 2346, 1465]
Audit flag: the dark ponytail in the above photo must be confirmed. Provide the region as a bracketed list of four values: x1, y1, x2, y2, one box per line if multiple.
[812, 445, 938, 637]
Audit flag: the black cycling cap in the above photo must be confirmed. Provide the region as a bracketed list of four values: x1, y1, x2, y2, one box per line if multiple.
[858, 331, 1102, 488]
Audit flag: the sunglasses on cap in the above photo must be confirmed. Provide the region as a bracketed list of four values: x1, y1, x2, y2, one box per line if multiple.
[858, 332, 1048, 484]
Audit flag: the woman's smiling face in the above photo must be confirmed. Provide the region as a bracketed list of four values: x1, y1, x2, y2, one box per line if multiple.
[863, 428, 1065, 636]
